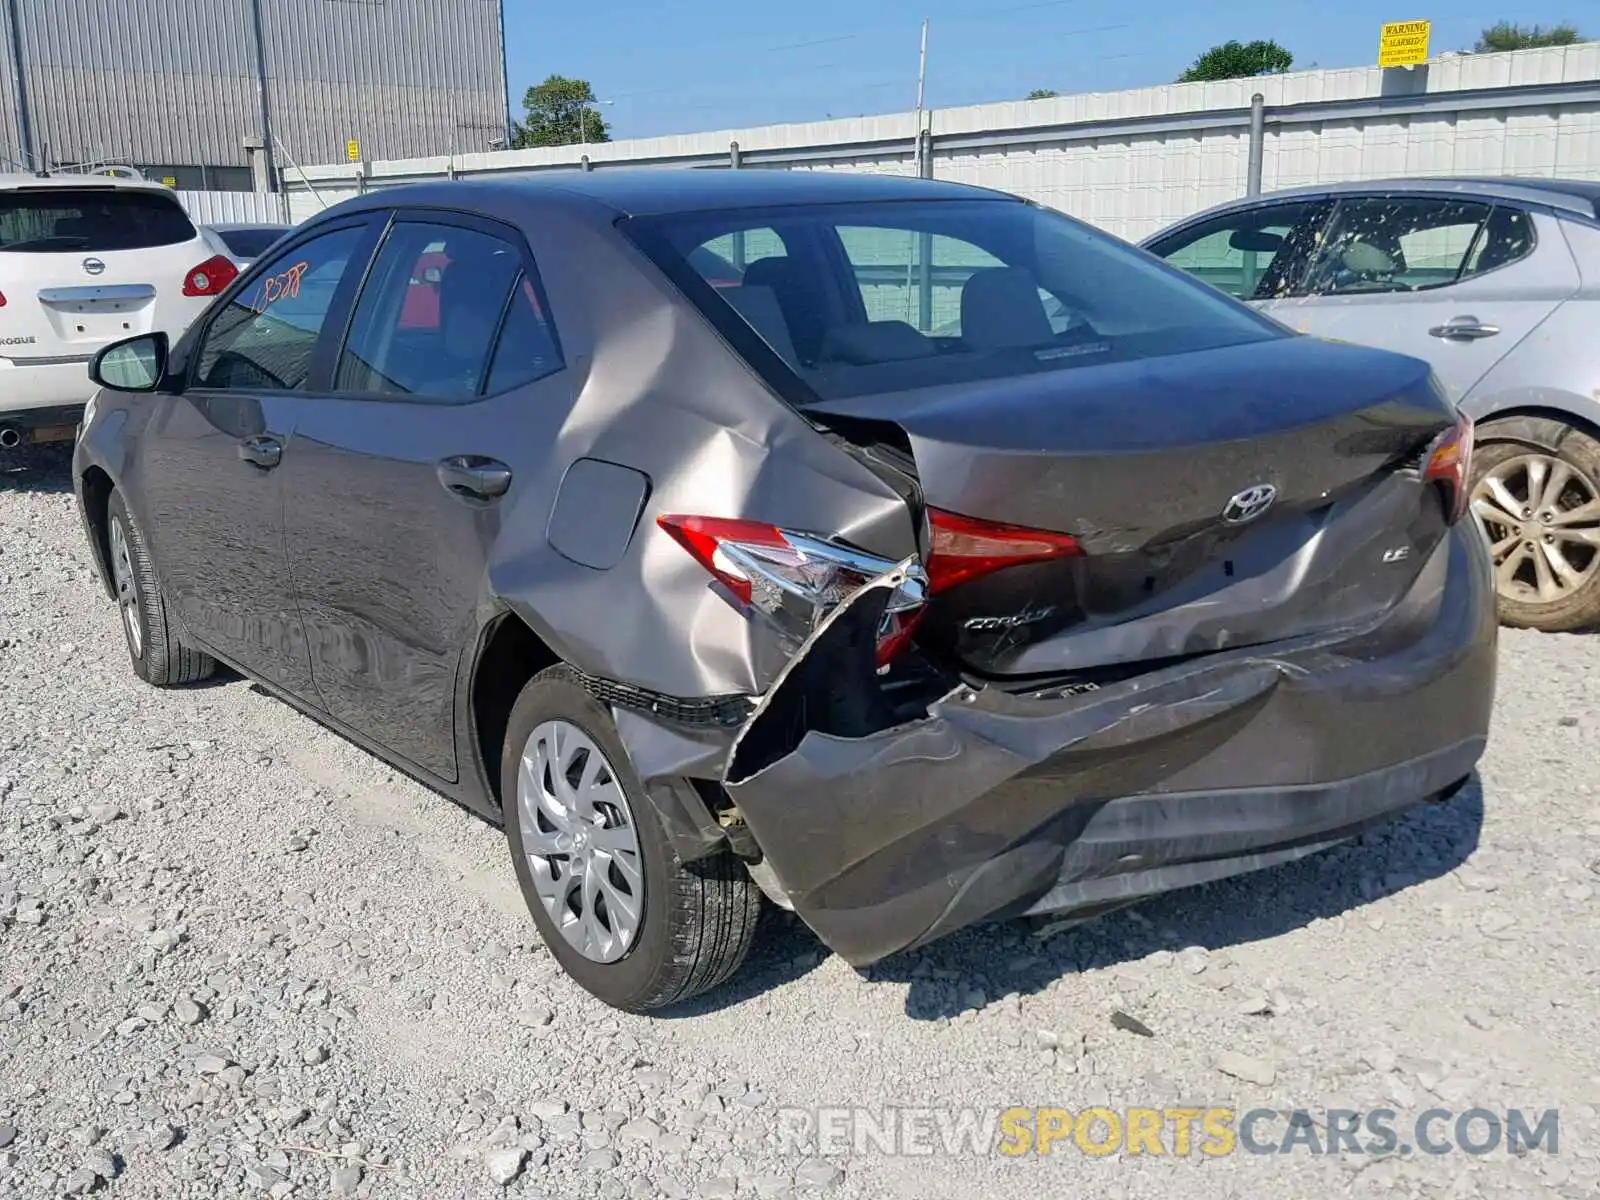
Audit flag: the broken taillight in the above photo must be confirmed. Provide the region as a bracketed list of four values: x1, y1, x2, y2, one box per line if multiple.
[924, 507, 1085, 594]
[656, 514, 927, 667]
[1423, 413, 1474, 523]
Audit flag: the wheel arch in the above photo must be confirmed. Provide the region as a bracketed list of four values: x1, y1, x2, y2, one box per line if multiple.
[78, 464, 117, 602]
[1465, 402, 1600, 455]
[466, 609, 562, 819]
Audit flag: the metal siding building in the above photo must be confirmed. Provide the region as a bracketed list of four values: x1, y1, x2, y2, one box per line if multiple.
[0, 0, 508, 188]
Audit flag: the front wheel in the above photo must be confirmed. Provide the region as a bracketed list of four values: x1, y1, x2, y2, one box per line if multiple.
[500, 665, 761, 1012]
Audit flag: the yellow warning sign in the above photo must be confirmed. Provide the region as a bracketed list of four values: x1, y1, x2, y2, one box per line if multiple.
[346, 139, 362, 162]
[1378, 19, 1431, 67]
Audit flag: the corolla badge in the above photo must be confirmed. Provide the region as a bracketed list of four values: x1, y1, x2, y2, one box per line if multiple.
[1221, 483, 1277, 525]
[82, 257, 106, 276]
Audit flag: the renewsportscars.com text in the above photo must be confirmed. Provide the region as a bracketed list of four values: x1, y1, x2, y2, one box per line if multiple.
[774, 1106, 1560, 1159]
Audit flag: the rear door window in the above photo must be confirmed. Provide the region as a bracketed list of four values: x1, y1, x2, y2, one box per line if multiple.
[484, 275, 564, 393]
[335, 221, 529, 402]
[1303, 197, 1502, 295]
[0, 189, 196, 253]
[193, 225, 368, 392]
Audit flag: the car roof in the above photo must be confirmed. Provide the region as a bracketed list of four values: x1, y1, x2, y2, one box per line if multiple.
[1161, 176, 1600, 233]
[332, 168, 1015, 221]
[0, 172, 178, 196]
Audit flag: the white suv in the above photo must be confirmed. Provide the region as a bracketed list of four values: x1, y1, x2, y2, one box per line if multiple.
[0, 175, 237, 447]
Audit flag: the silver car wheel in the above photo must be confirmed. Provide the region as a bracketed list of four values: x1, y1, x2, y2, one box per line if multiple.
[108, 514, 143, 658]
[1472, 451, 1600, 606]
[517, 719, 644, 964]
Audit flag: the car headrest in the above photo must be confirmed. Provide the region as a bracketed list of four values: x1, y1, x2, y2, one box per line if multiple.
[960, 266, 1055, 350]
[1340, 241, 1398, 276]
[819, 320, 936, 365]
[740, 256, 794, 291]
[723, 285, 799, 366]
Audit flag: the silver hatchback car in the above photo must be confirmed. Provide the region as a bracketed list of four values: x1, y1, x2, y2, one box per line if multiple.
[1144, 178, 1600, 632]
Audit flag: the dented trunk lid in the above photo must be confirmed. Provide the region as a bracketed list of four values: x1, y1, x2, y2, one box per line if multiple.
[807, 336, 1457, 677]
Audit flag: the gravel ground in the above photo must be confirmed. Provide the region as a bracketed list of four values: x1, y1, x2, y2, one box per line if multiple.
[3, 443, 1599, 1200]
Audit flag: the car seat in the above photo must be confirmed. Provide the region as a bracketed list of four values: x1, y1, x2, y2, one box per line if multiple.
[960, 266, 1055, 350]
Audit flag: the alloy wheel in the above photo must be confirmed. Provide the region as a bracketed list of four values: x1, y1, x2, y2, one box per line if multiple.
[516, 719, 644, 963]
[108, 515, 143, 658]
[1471, 451, 1600, 607]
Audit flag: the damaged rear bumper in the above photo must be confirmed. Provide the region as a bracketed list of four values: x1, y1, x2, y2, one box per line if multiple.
[723, 522, 1496, 967]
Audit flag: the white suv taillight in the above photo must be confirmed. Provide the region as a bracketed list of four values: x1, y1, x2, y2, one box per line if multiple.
[656, 515, 927, 667]
[183, 255, 239, 298]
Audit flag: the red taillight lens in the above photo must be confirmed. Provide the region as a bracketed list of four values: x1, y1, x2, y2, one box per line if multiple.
[0, 289, 7, 307]
[182, 254, 239, 298]
[655, 515, 786, 607]
[924, 507, 1084, 594]
[657, 514, 927, 667]
[1423, 413, 1474, 523]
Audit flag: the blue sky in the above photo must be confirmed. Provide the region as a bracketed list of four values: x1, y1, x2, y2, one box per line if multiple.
[501, 0, 1578, 140]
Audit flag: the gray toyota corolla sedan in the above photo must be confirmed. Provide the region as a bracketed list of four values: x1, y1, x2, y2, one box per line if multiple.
[72, 170, 1496, 1012]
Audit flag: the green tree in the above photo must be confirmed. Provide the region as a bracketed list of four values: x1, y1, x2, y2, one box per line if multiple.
[511, 75, 611, 148]
[1026, 88, 1060, 100]
[1177, 40, 1294, 83]
[1474, 21, 1583, 51]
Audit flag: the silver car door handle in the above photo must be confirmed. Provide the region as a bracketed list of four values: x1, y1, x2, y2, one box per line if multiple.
[436, 455, 513, 500]
[237, 434, 283, 469]
[1428, 316, 1500, 341]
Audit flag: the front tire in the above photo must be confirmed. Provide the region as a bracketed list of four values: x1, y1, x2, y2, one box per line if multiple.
[1469, 423, 1600, 632]
[501, 665, 761, 1012]
[106, 491, 216, 686]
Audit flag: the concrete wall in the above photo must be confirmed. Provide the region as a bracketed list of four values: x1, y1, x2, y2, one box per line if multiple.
[284, 44, 1600, 240]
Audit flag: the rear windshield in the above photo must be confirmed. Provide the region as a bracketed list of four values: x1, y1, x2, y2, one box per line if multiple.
[0, 189, 197, 253]
[624, 198, 1282, 404]
[215, 226, 287, 259]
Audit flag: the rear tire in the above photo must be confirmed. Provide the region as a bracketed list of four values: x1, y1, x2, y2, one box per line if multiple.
[1469, 424, 1600, 632]
[501, 665, 761, 1012]
[106, 491, 216, 686]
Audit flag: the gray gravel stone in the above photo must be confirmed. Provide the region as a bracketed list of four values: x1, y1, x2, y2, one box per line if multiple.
[243, 1160, 283, 1189]
[173, 998, 204, 1025]
[1215, 1051, 1277, 1086]
[484, 1147, 527, 1185]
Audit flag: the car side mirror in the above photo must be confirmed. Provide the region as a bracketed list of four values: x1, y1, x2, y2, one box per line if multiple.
[90, 332, 169, 393]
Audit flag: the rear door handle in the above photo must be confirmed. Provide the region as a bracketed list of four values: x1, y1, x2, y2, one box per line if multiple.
[1428, 315, 1500, 341]
[237, 434, 283, 469]
[436, 454, 513, 500]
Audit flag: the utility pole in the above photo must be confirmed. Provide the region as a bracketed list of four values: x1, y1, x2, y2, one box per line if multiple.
[4, 0, 35, 171]
[912, 18, 928, 177]
[247, 0, 278, 191]
[913, 18, 932, 331]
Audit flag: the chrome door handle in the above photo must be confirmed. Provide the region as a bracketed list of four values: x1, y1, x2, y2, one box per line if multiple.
[436, 455, 513, 500]
[1428, 316, 1500, 341]
[237, 434, 283, 469]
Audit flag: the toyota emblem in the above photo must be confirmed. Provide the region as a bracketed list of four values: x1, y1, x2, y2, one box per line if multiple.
[82, 257, 106, 276]
[1221, 484, 1278, 525]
